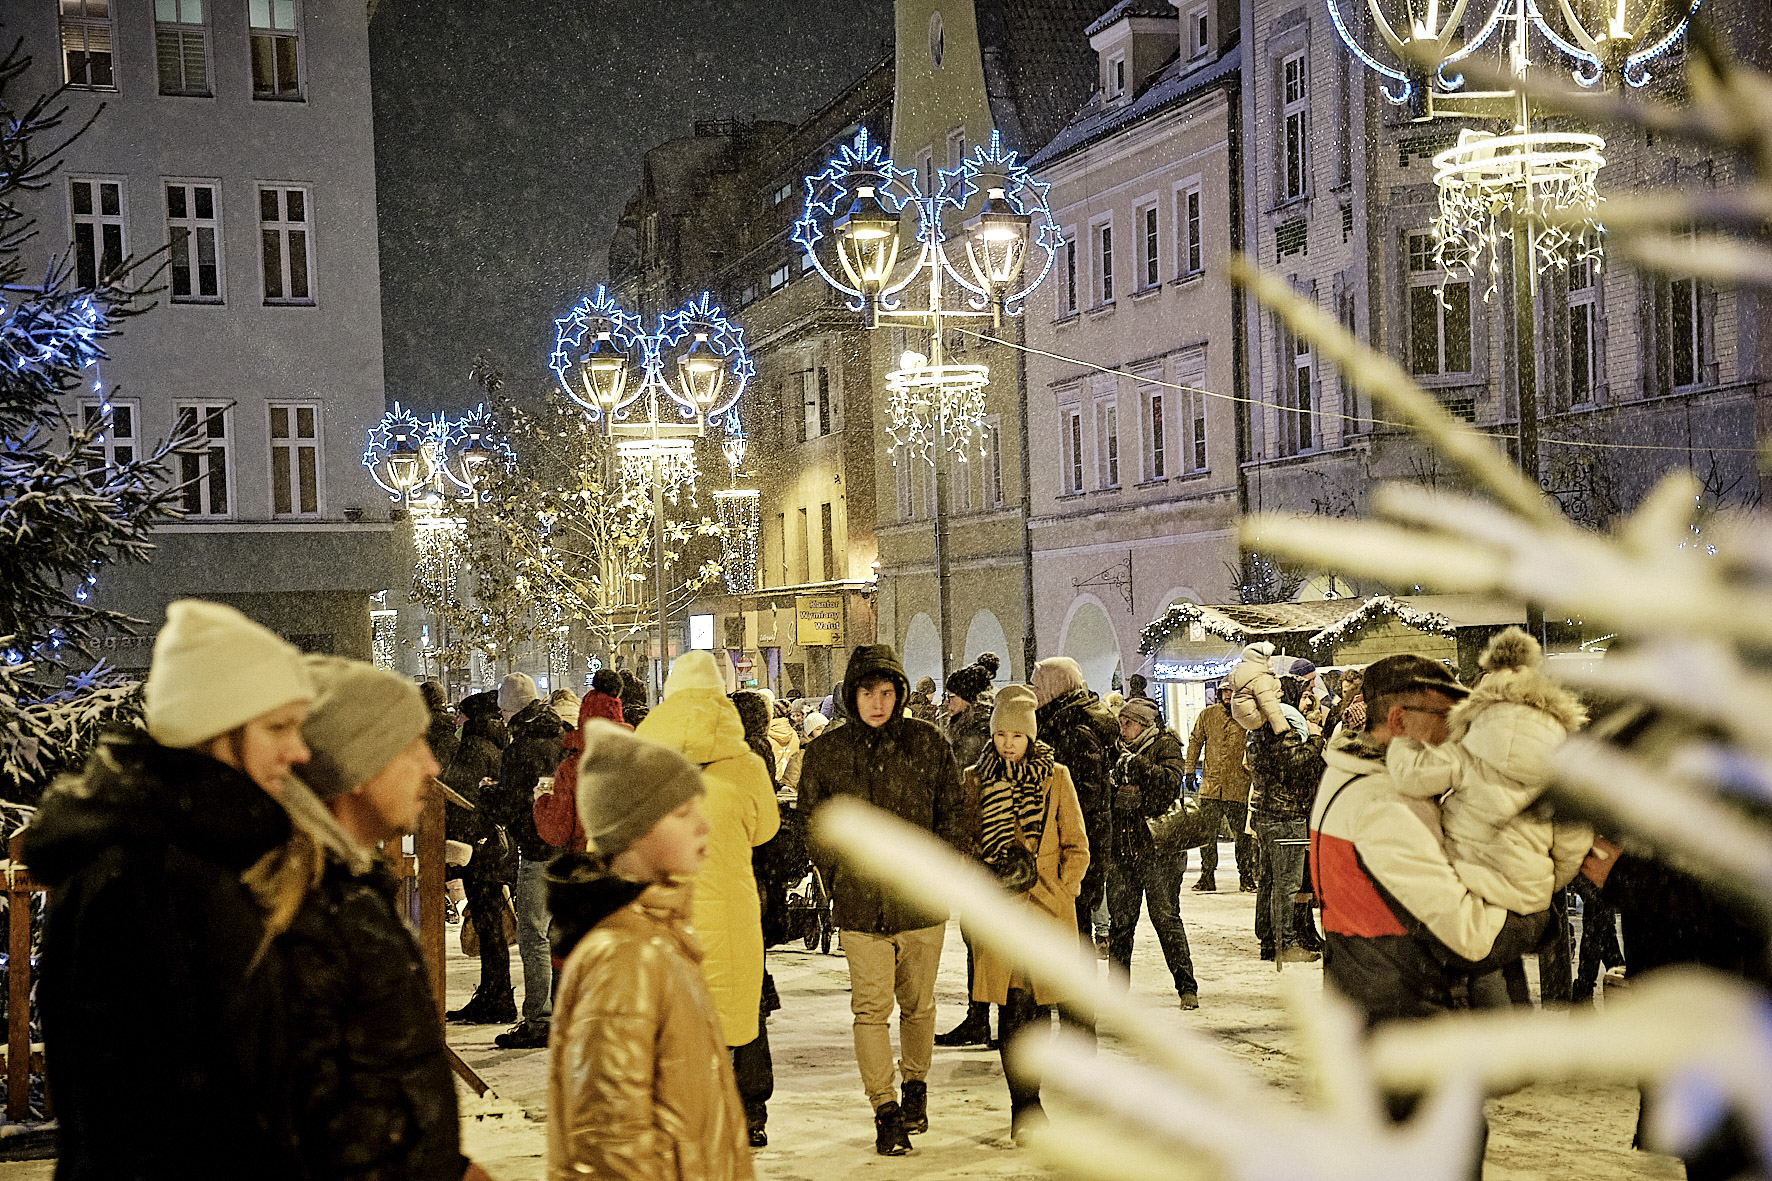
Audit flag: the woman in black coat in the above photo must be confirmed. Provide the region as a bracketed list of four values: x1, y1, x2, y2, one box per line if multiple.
[441, 690, 515, 1024]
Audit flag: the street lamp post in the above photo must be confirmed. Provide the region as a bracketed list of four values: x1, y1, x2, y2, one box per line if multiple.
[1324, 0, 1699, 636]
[551, 289, 752, 698]
[793, 129, 1058, 684]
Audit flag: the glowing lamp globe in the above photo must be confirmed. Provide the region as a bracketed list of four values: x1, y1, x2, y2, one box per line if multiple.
[676, 332, 726, 409]
[833, 185, 902, 295]
[384, 444, 423, 492]
[963, 187, 1031, 293]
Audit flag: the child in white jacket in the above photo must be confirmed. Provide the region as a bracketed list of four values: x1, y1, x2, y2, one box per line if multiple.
[1223, 641, 1292, 736]
[1385, 628, 1593, 916]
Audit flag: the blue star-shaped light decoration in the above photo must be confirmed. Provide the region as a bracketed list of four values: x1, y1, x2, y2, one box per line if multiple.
[438, 403, 516, 486]
[549, 286, 646, 417]
[934, 130, 1062, 316]
[657, 291, 756, 425]
[362, 401, 433, 496]
[791, 126, 923, 304]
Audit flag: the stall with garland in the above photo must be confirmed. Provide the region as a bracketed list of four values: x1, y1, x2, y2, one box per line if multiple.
[1137, 595, 1524, 733]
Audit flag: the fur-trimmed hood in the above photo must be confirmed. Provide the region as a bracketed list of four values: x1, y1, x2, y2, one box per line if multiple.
[1448, 627, 1587, 743]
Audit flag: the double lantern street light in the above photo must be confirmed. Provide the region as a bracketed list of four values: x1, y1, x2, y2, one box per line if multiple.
[793, 127, 1060, 685]
[549, 290, 755, 695]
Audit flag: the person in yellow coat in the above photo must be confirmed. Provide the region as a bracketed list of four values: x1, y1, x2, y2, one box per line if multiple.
[637, 650, 782, 1146]
[960, 684, 1090, 1144]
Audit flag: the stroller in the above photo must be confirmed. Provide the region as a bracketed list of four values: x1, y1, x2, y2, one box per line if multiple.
[756, 791, 837, 955]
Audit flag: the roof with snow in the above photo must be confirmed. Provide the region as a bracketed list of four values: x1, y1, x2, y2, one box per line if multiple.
[1084, 0, 1180, 37]
[1028, 45, 1241, 170]
[1137, 595, 1509, 656]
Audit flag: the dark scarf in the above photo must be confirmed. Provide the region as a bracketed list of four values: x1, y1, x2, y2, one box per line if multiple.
[973, 741, 1056, 861]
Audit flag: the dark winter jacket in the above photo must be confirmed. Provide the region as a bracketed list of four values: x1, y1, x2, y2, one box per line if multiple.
[1247, 725, 1326, 819]
[945, 698, 994, 771]
[442, 693, 510, 877]
[490, 698, 571, 862]
[22, 732, 299, 1181]
[1035, 687, 1118, 913]
[797, 645, 964, 934]
[1109, 724, 1185, 864]
[281, 855, 467, 1181]
[423, 707, 459, 774]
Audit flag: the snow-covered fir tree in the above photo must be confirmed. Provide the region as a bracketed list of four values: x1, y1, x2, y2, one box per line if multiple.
[0, 44, 192, 802]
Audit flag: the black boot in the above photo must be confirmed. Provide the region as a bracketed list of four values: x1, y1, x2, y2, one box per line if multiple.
[874, 1101, 912, 1155]
[900, 1080, 928, 1134]
[1192, 873, 1217, 892]
[447, 990, 516, 1025]
[934, 1001, 992, 1047]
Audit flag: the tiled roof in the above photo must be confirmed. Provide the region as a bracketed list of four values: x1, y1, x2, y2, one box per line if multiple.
[1085, 0, 1181, 37]
[975, 0, 1104, 155]
[1028, 45, 1241, 169]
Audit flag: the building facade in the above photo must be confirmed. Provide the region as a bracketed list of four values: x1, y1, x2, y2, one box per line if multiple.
[21, 0, 398, 663]
[1025, 0, 1244, 710]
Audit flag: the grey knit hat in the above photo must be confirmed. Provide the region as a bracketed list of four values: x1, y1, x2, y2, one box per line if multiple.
[299, 656, 431, 800]
[576, 719, 705, 862]
[1120, 697, 1161, 729]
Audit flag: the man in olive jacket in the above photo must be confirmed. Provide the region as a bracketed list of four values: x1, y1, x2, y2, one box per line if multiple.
[797, 644, 962, 1155]
[1184, 687, 1254, 892]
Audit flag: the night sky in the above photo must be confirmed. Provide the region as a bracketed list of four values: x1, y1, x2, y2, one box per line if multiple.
[368, 0, 895, 415]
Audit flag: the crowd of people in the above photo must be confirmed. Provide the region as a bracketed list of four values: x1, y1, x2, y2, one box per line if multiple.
[21, 599, 1764, 1180]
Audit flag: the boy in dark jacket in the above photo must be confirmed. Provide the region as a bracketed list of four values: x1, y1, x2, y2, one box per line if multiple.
[1106, 698, 1200, 1008]
[1248, 675, 1327, 964]
[279, 656, 491, 1181]
[797, 645, 963, 1155]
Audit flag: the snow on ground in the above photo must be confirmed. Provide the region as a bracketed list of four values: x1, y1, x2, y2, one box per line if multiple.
[449, 846, 1687, 1181]
[0, 844, 1687, 1179]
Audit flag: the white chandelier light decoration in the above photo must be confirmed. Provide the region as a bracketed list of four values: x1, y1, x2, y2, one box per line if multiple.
[714, 489, 761, 594]
[1433, 127, 1607, 296]
[884, 350, 990, 465]
[616, 437, 698, 503]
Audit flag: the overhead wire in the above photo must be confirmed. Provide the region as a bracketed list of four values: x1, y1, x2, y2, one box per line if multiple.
[953, 325, 1762, 456]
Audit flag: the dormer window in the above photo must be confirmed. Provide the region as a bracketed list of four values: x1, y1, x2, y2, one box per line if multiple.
[1107, 52, 1127, 98]
[1189, 5, 1210, 58]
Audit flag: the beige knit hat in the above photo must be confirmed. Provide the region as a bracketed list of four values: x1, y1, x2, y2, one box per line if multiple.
[577, 719, 705, 862]
[143, 600, 315, 749]
[298, 656, 431, 800]
[990, 684, 1039, 739]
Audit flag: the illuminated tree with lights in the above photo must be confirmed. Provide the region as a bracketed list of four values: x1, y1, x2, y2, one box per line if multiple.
[0, 46, 193, 801]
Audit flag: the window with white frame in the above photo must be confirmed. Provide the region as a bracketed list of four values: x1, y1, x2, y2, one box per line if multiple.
[982, 420, 1004, 507]
[1179, 184, 1203, 276]
[1567, 258, 1599, 405]
[1095, 395, 1120, 489]
[1281, 51, 1309, 202]
[768, 262, 791, 292]
[1058, 232, 1078, 316]
[1061, 404, 1084, 494]
[155, 0, 210, 95]
[799, 368, 832, 440]
[770, 181, 793, 206]
[1189, 5, 1210, 57]
[259, 185, 313, 304]
[1191, 388, 1208, 471]
[894, 448, 914, 521]
[250, 0, 302, 99]
[946, 127, 965, 171]
[1139, 203, 1160, 289]
[166, 181, 222, 303]
[268, 402, 320, 517]
[1660, 271, 1708, 390]
[1141, 385, 1166, 480]
[81, 399, 137, 473]
[739, 280, 758, 306]
[1288, 330, 1315, 454]
[60, 0, 115, 89]
[70, 178, 126, 289]
[175, 401, 231, 518]
[1406, 232, 1472, 376]
[915, 147, 934, 198]
[1106, 52, 1126, 98]
[1095, 220, 1114, 305]
[949, 453, 972, 513]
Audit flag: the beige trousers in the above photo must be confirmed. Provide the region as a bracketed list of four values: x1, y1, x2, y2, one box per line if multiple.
[839, 924, 946, 1109]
